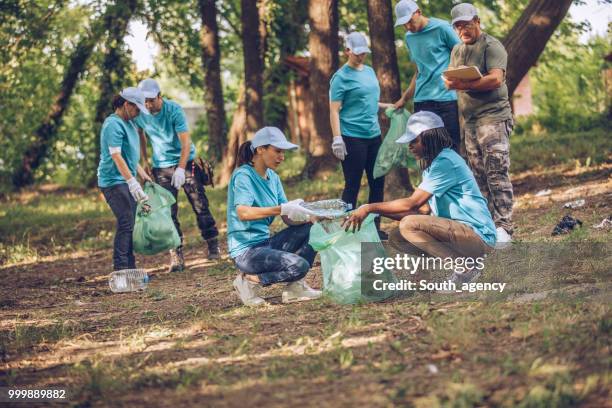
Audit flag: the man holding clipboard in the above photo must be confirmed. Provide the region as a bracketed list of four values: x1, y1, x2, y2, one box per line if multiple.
[392, 0, 462, 151]
[442, 3, 514, 245]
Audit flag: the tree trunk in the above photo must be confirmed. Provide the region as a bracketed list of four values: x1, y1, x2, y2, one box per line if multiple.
[89, 0, 138, 187]
[304, 0, 339, 177]
[366, 0, 413, 199]
[218, 86, 247, 186]
[199, 0, 227, 161]
[12, 5, 113, 188]
[241, 0, 265, 138]
[503, 0, 572, 96]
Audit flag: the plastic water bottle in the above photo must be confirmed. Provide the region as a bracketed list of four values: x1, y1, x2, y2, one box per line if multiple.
[300, 199, 352, 219]
[109, 269, 149, 293]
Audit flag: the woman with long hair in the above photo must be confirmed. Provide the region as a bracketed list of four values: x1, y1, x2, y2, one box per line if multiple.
[343, 111, 496, 284]
[97, 87, 152, 272]
[329, 32, 390, 239]
[227, 127, 322, 307]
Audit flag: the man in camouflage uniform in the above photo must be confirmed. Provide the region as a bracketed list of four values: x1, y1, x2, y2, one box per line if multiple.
[443, 3, 514, 243]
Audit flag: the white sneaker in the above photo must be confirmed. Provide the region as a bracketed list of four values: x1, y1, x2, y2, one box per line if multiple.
[282, 279, 322, 303]
[496, 227, 512, 248]
[232, 274, 266, 307]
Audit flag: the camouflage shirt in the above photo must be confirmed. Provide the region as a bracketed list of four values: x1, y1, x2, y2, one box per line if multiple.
[450, 32, 513, 125]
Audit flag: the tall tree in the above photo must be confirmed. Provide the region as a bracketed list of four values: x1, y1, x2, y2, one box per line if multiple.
[366, 0, 413, 198]
[241, 0, 265, 138]
[503, 0, 573, 96]
[12, 3, 114, 188]
[90, 0, 139, 186]
[305, 0, 339, 177]
[199, 0, 227, 161]
[218, 86, 247, 185]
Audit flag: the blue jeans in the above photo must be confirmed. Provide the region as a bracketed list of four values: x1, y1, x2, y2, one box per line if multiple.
[100, 183, 137, 270]
[233, 224, 316, 286]
[414, 100, 460, 152]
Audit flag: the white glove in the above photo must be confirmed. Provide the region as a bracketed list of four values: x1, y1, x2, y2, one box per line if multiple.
[127, 177, 149, 202]
[171, 167, 186, 189]
[332, 136, 347, 161]
[280, 199, 316, 222]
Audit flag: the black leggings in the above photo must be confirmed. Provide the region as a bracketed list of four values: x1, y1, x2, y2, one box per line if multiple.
[341, 135, 385, 221]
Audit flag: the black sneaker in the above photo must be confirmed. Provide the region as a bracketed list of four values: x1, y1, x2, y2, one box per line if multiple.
[378, 230, 389, 241]
[207, 238, 220, 260]
[168, 247, 185, 272]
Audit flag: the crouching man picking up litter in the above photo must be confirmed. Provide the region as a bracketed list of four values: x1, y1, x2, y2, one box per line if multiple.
[227, 127, 322, 307]
[343, 111, 497, 284]
[135, 78, 220, 271]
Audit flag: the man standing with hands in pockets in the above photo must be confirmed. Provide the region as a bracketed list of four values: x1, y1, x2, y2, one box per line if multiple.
[136, 78, 220, 271]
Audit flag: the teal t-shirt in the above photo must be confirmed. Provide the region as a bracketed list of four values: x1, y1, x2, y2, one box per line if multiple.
[134, 98, 196, 168]
[418, 148, 496, 246]
[227, 165, 289, 258]
[97, 114, 141, 188]
[405, 17, 460, 103]
[329, 64, 381, 138]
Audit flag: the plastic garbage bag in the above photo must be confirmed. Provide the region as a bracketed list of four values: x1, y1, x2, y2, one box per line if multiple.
[309, 213, 397, 304]
[133, 182, 181, 255]
[373, 108, 417, 179]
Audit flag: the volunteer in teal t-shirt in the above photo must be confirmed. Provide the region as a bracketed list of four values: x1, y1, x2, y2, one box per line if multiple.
[329, 32, 390, 239]
[227, 127, 322, 307]
[135, 78, 219, 272]
[393, 0, 461, 151]
[344, 111, 496, 285]
[97, 87, 152, 272]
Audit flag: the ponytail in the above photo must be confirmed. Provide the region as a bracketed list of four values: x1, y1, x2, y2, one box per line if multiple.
[237, 141, 255, 167]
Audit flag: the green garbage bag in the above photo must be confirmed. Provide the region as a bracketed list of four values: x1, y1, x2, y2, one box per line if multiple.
[309, 214, 397, 304]
[373, 107, 417, 179]
[133, 182, 181, 255]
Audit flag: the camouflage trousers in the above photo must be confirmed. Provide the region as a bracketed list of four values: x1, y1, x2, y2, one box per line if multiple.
[463, 120, 514, 234]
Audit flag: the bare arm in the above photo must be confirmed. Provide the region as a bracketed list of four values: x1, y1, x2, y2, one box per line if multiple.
[329, 101, 342, 137]
[443, 68, 504, 92]
[138, 129, 152, 176]
[111, 153, 135, 182]
[177, 131, 191, 169]
[236, 205, 281, 221]
[394, 67, 418, 109]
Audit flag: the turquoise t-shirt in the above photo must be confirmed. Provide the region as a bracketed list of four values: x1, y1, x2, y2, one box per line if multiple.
[134, 98, 196, 168]
[227, 165, 289, 258]
[405, 17, 460, 103]
[418, 148, 496, 246]
[329, 64, 381, 138]
[97, 114, 141, 188]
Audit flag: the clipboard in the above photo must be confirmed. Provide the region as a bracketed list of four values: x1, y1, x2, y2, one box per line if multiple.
[443, 66, 483, 81]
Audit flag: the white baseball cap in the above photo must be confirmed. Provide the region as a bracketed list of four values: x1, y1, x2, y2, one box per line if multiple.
[138, 78, 161, 98]
[345, 32, 371, 55]
[251, 127, 299, 151]
[396, 111, 445, 144]
[394, 0, 418, 27]
[119, 87, 150, 115]
[451, 3, 478, 25]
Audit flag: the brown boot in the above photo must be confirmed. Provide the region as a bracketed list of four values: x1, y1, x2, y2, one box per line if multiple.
[168, 246, 185, 272]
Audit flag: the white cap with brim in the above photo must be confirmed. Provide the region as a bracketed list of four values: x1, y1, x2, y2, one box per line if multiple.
[451, 3, 478, 25]
[251, 127, 299, 152]
[138, 78, 161, 99]
[120, 87, 150, 115]
[345, 32, 371, 55]
[394, 0, 418, 27]
[396, 111, 445, 144]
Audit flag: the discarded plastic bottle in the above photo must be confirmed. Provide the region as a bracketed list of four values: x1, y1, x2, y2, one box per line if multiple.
[109, 269, 149, 293]
[300, 199, 352, 219]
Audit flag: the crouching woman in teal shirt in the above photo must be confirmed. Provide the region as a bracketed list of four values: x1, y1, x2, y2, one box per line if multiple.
[97, 87, 152, 271]
[227, 127, 322, 307]
[343, 112, 496, 284]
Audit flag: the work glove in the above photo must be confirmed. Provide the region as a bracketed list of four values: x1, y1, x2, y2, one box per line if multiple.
[171, 167, 186, 189]
[127, 177, 149, 203]
[280, 199, 316, 222]
[332, 136, 347, 161]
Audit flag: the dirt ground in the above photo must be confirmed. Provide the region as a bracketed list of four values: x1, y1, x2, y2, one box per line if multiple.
[0, 163, 610, 407]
